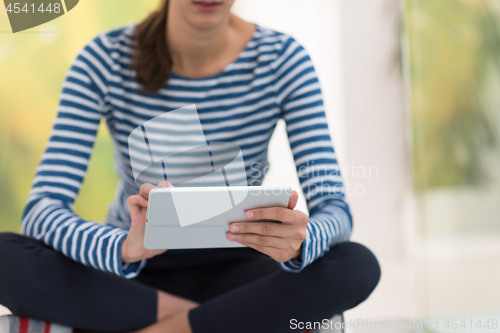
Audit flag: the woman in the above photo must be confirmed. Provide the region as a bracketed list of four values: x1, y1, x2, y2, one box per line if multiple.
[0, 0, 380, 332]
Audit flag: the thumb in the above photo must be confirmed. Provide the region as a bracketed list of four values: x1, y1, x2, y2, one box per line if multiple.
[288, 190, 299, 210]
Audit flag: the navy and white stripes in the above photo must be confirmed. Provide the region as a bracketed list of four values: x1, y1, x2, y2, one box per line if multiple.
[22, 25, 352, 278]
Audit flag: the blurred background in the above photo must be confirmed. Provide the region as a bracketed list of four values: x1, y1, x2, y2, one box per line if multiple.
[1, 0, 500, 332]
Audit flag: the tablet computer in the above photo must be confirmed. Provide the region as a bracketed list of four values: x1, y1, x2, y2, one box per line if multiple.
[144, 186, 292, 250]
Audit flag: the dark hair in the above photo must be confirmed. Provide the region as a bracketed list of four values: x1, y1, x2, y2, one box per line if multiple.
[132, 0, 171, 94]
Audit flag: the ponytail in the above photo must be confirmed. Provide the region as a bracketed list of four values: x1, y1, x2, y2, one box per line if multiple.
[132, 0, 171, 94]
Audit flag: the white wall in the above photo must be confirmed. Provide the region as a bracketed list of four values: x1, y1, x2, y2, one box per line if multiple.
[340, 0, 418, 320]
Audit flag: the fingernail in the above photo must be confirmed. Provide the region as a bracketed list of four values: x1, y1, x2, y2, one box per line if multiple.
[228, 233, 237, 240]
[230, 225, 239, 232]
[245, 211, 254, 219]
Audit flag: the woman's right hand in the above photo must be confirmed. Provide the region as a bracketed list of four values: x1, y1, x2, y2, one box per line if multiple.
[121, 181, 173, 263]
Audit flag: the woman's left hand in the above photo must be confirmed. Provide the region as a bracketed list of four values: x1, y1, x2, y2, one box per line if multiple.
[226, 190, 308, 262]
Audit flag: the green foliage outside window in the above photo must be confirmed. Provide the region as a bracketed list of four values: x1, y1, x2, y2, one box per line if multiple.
[405, 0, 500, 190]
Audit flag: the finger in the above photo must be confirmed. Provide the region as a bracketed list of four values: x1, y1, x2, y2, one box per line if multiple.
[226, 233, 290, 250]
[288, 190, 299, 210]
[245, 207, 296, 224]
[139, 183, 156, 199]
[229, 222, 293, 238]
[127, 195, 148, 208]
[157, 180, 173, 188]
[139, 181, 174, 199]
[127, 195, 148, 219]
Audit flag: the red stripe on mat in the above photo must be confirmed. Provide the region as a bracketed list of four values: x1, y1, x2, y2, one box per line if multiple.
[43, 322, 51, 333]
[18, 317, 30, 333]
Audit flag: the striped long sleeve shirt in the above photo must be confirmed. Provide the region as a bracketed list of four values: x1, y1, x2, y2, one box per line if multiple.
[22, 25, 353, 278]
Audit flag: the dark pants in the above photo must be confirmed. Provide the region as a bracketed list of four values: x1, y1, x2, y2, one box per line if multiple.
[0, 232, 380, 333]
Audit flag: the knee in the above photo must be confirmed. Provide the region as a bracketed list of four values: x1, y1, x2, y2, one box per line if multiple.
[0, 232, 33, 279]
[337, 242, 381, 299]
[0, 233, 40, 309]
[304, 242, 381, 309]
[0, 232, 28, 258]
[0, 232, 46, 272]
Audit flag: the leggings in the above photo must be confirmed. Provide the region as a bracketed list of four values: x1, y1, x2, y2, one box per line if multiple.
[0, 232, 380, 333]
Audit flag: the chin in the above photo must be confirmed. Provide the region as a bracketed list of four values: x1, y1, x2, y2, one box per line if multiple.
[190, 15, 227, 30]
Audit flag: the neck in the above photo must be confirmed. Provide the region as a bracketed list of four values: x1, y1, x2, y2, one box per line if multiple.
[167, 13, 235, 75]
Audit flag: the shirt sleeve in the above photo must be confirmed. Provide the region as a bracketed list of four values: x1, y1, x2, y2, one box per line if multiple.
[273, 35, 353, 272]
[21, 33, 146, 278]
